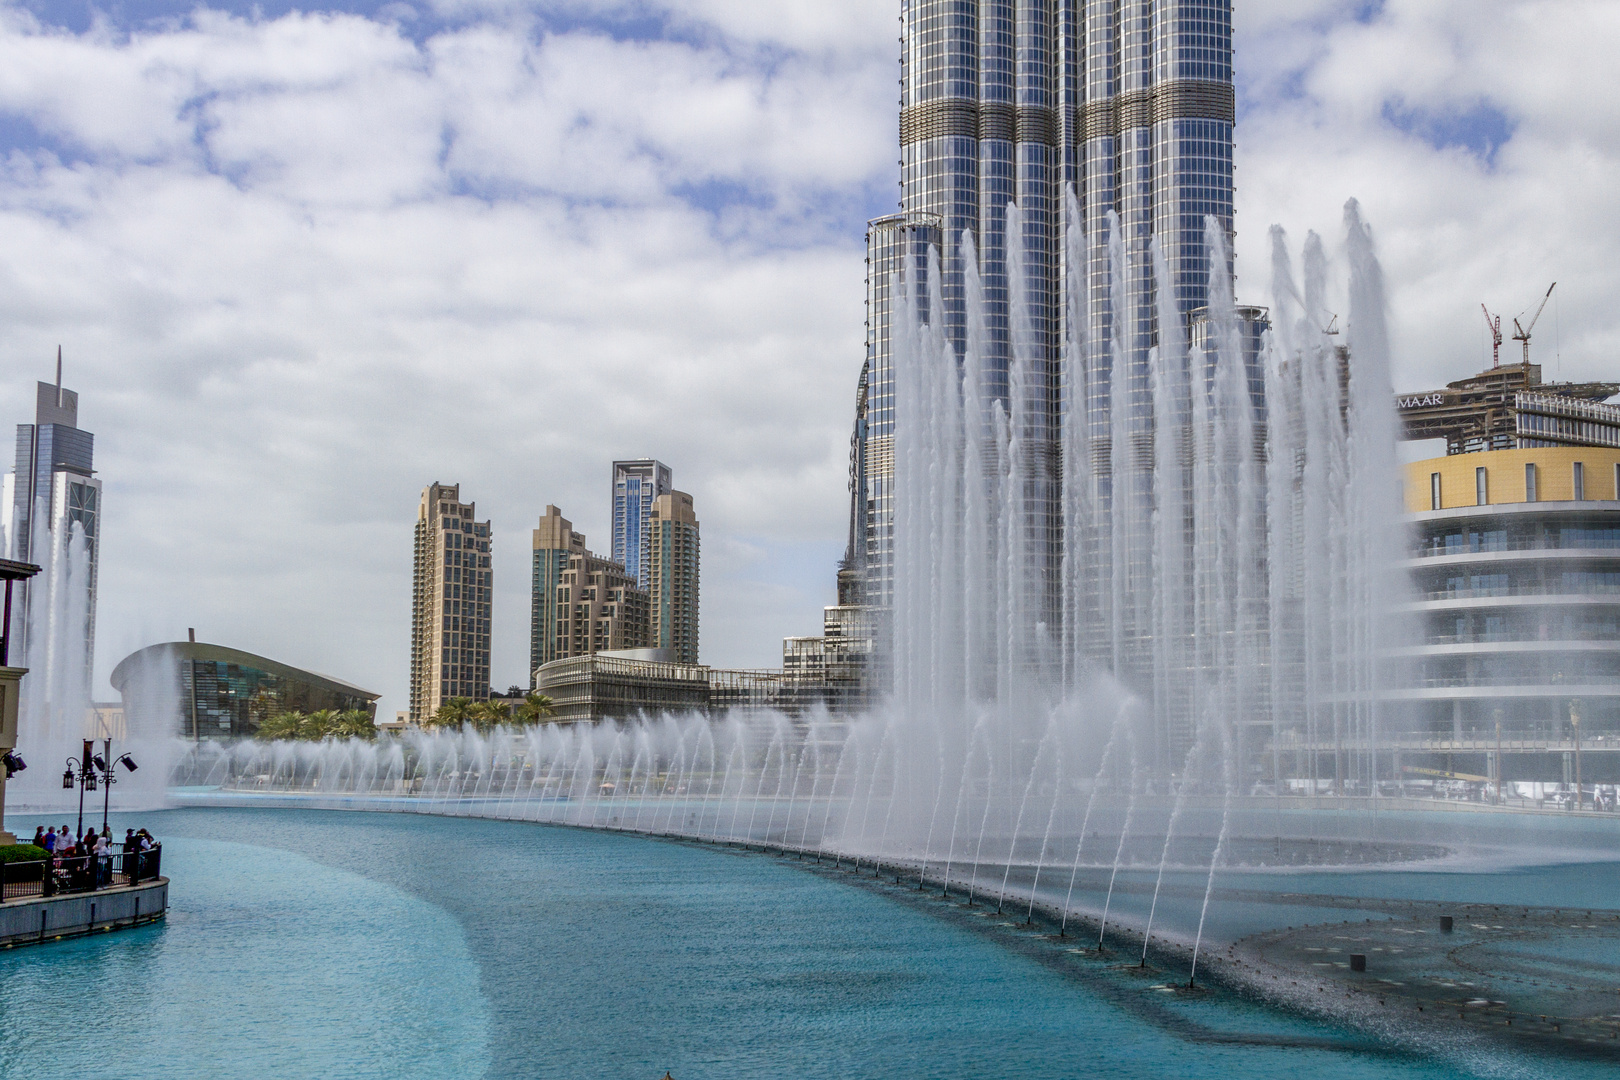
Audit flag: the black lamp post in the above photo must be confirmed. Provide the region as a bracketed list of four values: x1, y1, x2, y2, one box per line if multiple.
[98, 739, 138, 832]
[62, 739, 96, 838]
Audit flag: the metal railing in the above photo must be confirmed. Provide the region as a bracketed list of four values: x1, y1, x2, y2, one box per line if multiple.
[1, 846, 162, 902]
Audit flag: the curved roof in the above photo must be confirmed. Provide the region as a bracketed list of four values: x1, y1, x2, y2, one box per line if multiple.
[109, 641, 378, 701]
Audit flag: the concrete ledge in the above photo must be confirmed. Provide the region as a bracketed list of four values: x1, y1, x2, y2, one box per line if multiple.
[0, 879, 168, 948]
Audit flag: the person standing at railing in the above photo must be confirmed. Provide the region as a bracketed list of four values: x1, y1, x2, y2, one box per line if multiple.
[42, 827, 56, 854]
[93, 832, 110, 887]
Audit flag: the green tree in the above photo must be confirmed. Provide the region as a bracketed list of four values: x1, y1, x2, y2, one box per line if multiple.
[255, 711, 307, 741]
[467, 700, 513, 733]
[332, 709, 378, 741]
[425, 697, 475, 731]
[301, 709, 340, 740]
[514, 693, 555, 726]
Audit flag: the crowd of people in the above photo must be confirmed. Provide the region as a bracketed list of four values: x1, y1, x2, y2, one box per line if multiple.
[27, 825, 159, 889]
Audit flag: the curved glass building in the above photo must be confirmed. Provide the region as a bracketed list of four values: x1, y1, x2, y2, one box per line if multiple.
[111, 641, 378, 742]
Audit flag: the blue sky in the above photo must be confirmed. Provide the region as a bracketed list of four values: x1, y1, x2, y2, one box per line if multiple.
[0, 0, 1615, 720]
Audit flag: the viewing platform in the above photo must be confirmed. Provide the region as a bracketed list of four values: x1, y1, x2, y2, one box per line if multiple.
[0, 849, 167, 948]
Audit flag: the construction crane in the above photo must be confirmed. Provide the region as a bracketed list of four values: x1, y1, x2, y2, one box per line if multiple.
[1512, 282, 1557, 365]
[1481, 304, 1503, 367]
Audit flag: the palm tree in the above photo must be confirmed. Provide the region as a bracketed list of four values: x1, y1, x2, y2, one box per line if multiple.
[467, 700, 514, 733]
[425, 697, 475, 731]
[255, 711, 306, 741]
[514, 693, 555, 726]
[332, 709, 378, 741]
[302, 710, 340, 740]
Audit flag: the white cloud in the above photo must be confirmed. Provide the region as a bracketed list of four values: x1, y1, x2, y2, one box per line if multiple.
[2, 0, 1616, 726]
[0, 4, 890, 719]
[1235, 0, 1620, 392]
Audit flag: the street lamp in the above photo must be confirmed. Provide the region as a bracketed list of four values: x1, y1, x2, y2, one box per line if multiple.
[97, 739, 138, 833]
[62, 739, 97, 838]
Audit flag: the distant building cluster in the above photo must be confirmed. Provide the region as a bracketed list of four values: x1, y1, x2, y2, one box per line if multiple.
[408, 459, 708, 724]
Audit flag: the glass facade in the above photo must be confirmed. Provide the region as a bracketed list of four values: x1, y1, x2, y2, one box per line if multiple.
[4, 379, 100, 691]
[110, 642, 379, 742]
[611, 460, 672, 590]
[863, 1, 1237, 630]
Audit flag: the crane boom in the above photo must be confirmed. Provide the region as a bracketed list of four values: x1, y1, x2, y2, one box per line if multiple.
[1512, 282, 1556, 364]
[1481, 303, 1503, 367]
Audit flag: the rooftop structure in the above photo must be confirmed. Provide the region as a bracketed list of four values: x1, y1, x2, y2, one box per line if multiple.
[1396, 362, 1620, 455]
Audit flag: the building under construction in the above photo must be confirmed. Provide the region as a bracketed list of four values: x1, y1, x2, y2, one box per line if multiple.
[1397, 362, 1620, 455]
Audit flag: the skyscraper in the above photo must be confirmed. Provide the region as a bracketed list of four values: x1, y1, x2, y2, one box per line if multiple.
[611, 459, 671, 590]
[860, 2, 1236, 643]
[410, 482, 492, 721]
[648, 491, 700, 664]
[531, 504, 587, 683]
[2, 358, 102, 689]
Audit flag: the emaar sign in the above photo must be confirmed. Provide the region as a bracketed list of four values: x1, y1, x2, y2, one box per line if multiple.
[1398, 394, 1445, 409]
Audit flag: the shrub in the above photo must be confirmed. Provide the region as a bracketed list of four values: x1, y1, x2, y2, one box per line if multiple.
[0, 844, 49, 864]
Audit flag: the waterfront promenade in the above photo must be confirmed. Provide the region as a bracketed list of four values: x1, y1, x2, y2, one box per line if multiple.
[0, 848, 167, 948]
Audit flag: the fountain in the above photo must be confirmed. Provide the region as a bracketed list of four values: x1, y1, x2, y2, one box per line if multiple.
[160, 199, 1444, 983]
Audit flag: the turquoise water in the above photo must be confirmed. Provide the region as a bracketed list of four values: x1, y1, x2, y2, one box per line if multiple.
[0, 808, 1588, 1079]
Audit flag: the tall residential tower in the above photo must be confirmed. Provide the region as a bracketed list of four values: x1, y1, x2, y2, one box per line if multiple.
[611, 459, 672, 590]
[649, 491, 700, 664]
[410, 482, 492, 720]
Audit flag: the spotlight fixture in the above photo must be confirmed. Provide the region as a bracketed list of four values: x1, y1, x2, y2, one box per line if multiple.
[118, 755, 138, 772]
[92, 755, 107, 771]
[1, 751, 25, 778]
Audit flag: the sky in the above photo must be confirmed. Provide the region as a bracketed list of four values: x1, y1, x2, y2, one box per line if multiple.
[0, 0, 1615, 722]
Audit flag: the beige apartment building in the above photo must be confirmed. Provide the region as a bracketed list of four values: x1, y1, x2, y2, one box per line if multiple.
[649, 491, 700, 664]
[530, 502, 651, 683]
[531, 505, 588, 680]
[410, 482, 492, 721]
[558, 552, 649, 658]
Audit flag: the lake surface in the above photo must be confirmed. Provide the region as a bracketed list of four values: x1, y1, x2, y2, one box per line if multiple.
[0, 807, 1603, 1079]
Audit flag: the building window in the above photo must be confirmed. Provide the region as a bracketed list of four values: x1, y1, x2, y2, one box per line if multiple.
[1475, 467, 1488, 506]
[1430, 472, 1442, 511]
[1525, 462, 1538, 503]
[1574, 461, 1586, 500]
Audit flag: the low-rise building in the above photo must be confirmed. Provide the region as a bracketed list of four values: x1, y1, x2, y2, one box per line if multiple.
[111, 640, 379, 741]
[1391, 444, 1620, 794]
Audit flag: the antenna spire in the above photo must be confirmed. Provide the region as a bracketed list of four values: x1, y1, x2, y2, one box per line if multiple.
[55, 345, 62, 405]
